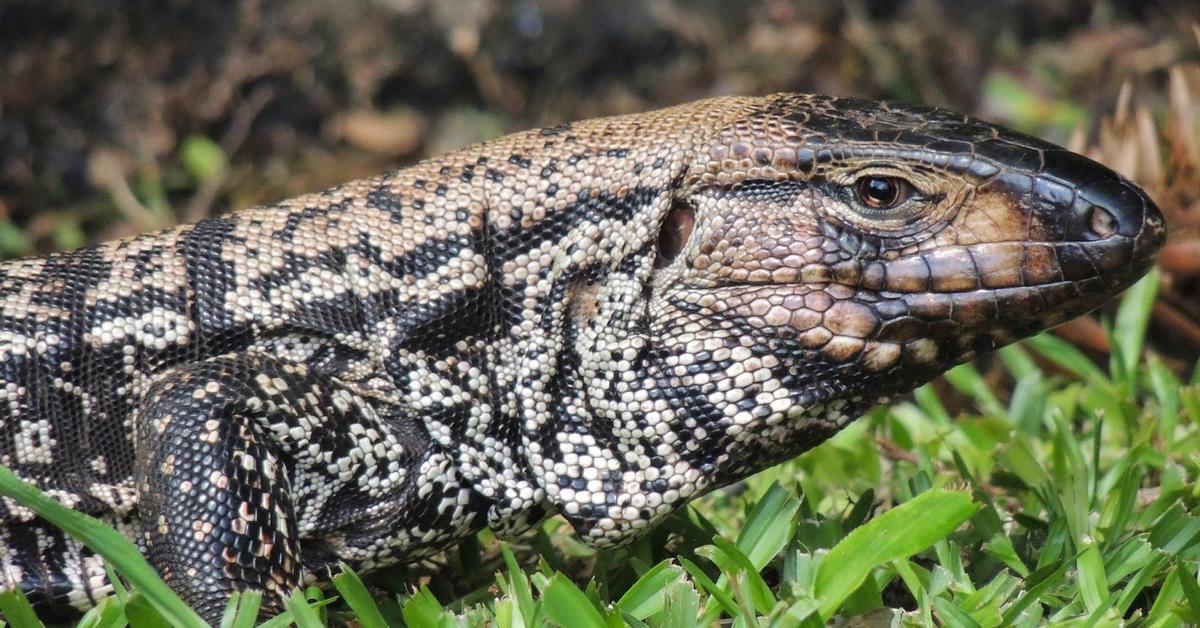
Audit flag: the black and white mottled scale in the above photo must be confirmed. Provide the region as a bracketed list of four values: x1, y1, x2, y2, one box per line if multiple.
[0, 94, 1165, 621]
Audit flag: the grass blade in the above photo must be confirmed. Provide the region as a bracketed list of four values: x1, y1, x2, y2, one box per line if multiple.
[230, 591, 262, 628]
[1112, 267, 1160, 382]
[401, 585, 447, 628]
[331, 563, 389, 628]
[542, 573, 609, 628]
[0, 465, 205, 628]
[615, 559, 685, 620]
[813, 488, 978, 621]
[0, 587, 43, 628]
[734, 481, 801, 568]
[661, 578, 701, 628]
[284, 588, 324, 628]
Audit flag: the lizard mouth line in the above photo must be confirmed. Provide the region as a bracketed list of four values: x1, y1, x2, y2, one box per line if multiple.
[689, 274, 1143, 296]
[675, 272, 1145, 346]
[687, 235, 1158, 297]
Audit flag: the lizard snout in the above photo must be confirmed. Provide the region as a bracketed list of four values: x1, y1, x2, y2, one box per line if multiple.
[1028, 152, 1166, 292]
[1083, 178, 1166, 274]
[972, 148, 1166, 296]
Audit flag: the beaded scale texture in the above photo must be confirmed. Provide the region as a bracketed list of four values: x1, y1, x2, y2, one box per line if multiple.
[0, 94, 1165, 620]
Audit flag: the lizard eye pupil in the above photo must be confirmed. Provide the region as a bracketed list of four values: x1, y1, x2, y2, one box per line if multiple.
[855, 176, 912, 210]
[655, 200, 695, 268]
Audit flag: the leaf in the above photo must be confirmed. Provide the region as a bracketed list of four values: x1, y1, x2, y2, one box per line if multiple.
[944, 363, 1004, 417]
[179, 135, 229, 183]
[615, 559, 685, 620]
[0, 465, 206, 628]
[76, 597, 125, 628]
[332, 563, 389, 628]
[839, 572, 883, 617]
[401, 585, 448, 628]
[679, 557, 738, 618]
[984, 534, 1029, 577]
[256, 610, 298, 628]
[1024, 333, 1107, 382]
[734, 481, 802, 569]
[219, 592, 241, 628]
[1003, 559, 1070, 624]
[104, 562, 128, 601]
[228, 591, 262, 628]
[1178, 563, 1200, 623]
[0, 219, 33, 258]
[1146, 562, 1184, 624]
[500, 542, 537, 623]
[813, 488, 978, 620]
[1111, 267, 1160, 383]
[284, 588, 325, 628]
[542, 573, 609, 628]
[1076, 541, 1110, 614]
[998, 344, 1040, 380]
[124, 592, 172, 628]
[1149, 356, 1181, 450]
[660, 578, 701, 628]
[697, 537, 775, 612]
[932, 597, 983, 628]
[0, 587, 43, 628]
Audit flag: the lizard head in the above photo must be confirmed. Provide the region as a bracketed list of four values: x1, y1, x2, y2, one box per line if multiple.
[531, 94, 1164, 546]
[648, 94, 1164, 476]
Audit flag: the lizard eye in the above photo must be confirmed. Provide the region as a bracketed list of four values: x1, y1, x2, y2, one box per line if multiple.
[854, 176, 914, 211]
[655, 200, 695, 268]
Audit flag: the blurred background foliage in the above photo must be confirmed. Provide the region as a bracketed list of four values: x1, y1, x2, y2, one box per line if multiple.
[0, 0, 1198, 370]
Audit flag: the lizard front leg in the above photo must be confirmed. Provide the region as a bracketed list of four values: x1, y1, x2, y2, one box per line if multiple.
[133, 355, 303, 621]
[132, 352, 415, 622]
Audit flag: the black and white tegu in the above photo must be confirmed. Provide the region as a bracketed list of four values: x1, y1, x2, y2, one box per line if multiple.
[0, 94, 1165, 621]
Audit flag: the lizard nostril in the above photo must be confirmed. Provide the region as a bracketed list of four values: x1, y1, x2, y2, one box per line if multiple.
[1088, 205, 1117, 238]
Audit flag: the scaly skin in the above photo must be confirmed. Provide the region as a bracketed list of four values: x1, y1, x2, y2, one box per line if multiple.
[0, 94, 1164, 621]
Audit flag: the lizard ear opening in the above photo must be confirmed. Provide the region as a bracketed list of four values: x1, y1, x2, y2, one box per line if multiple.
[654, 199, 695, 268]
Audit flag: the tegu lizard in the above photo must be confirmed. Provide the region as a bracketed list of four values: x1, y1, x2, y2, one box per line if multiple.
[0, 94, 1165, 621]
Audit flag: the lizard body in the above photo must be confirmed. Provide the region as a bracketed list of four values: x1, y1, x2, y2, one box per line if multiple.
[0, 94, 1164, 621]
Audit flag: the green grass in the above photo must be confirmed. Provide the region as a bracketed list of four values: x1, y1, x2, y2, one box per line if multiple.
[1, 270, 1198, 626]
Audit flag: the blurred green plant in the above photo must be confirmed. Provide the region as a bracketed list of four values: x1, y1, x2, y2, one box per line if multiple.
[179, 136, 229, 185]
[982, 72, 1091, 139]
